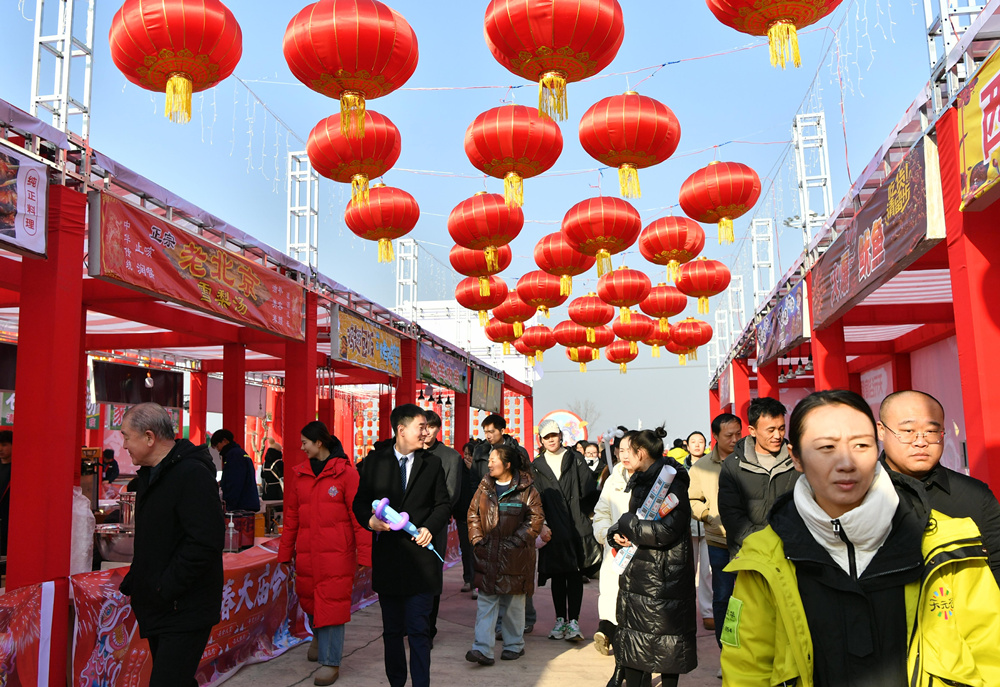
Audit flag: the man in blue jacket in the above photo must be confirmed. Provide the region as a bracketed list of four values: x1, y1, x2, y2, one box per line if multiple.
[210, 429, 260, 512]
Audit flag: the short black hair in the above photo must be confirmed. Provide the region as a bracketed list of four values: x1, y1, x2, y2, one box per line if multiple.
[711, 413, 741, 436]
[301, 421, 337, 452]
[0, 430, 11, 444]
[879, 390, 945, 422]
[626, 426, 668, 461]
[491, 443, 524, 474]
[210, 428, 235, 447]
[687, 431, 706, 443]
[481, 413, 506, 430]
[672, 438, 686, 448]
[748, 397, 786, 428]
[788, 390, 876, 453]
[390, 404, 426, 434]
[424, 410, 442, 428]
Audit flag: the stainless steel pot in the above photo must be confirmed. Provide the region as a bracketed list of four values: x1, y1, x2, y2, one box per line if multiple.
[95, 523, 134, 562]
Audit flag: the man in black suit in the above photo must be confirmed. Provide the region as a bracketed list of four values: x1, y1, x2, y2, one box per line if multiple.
[353, 404, 451, 687]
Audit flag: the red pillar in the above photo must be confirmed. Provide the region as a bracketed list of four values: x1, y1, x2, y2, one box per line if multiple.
[893, 353, 912, 392]
[453, 369, 471, 450]
[756, 361, 780, 400]
[732, 359, 752, 422]
[395, 339, 418, 407]
[283, 291, 318, 478]
[807, 274, 850, 391]
[189, 371, 208, 445]
[8, 185, 87, 683]
[849, 373, 863, 395]
[938, 106, 1000, 488]
[709, 387, 721, 422]
[378, 387, 393, 440]
[523, 394, 535, 457]
[222, 343, 246, 439]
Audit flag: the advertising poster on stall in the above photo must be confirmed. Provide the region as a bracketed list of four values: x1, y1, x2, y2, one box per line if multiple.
[71, 546, 308, 687]
[957, 47, 1000, 211]
[0, 390, 13, 426]
[0, 146, 48, 257]
[331, 305, 402, 377]
[811, 137, 946, 329]
[470, 369, 503, 414]
[89, 193, 306, 340]
[418, 343, 468, 392]
[0, 582, 42, 686]
[755, 280, 811, 367]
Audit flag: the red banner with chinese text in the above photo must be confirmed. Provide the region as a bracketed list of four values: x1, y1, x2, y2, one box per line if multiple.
[90, 193, 305, 340]
[0, 583, 42, 687]
[71, 544, 309, 687]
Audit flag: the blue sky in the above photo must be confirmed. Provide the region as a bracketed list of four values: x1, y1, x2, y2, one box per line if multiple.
[0, 1, 934, 431]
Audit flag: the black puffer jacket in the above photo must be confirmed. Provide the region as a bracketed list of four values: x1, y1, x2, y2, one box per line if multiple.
[120, 440, 225, 636]
[608, 457, 697, 675]
[532, 446, 601, 582]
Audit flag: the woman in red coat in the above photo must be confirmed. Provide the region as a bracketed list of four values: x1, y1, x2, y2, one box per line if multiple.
[278, 421, 371, 686]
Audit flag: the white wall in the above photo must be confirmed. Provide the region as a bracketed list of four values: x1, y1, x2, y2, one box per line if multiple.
[910, 336, 967, 473]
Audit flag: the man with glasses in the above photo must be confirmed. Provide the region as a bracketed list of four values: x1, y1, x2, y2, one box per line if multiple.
[879, 390, 1000, 585]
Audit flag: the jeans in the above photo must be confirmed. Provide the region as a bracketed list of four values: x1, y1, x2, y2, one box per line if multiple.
[455, 516, 474, 584]
[496, 592, 536, 630]
[312, 622, 345, 667]
[474, 593, 525, 659]
[146, 626, 213, 687]
[694, 536, 713, 618]
[708, 544, 736, 647]
[380, 592, 434, 687]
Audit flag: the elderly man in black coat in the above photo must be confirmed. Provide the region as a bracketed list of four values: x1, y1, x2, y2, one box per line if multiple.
[118, 403, 224, 687]
[353, 404, 451, 687]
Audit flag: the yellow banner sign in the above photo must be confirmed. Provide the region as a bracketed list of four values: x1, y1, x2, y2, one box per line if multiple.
[958, 48, 1000, 211]
[333, 306, 402, 377]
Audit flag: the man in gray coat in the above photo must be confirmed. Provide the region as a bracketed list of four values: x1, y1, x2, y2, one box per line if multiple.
[422, 410, 462, 646]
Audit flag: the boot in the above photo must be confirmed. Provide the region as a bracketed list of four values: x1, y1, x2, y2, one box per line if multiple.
[314, 666, 339, 685]
[307, 636, 319, 662]
[605, 663, 625, 687]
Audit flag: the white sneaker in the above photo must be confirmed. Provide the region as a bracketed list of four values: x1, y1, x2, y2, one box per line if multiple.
[548, 617, 567, 639]
[717, 667, 723, 679]
[564, 619, 584, 642]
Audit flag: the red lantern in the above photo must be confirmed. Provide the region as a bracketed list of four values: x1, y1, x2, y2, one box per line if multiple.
[597, 266, 651, 324]
[307, 110, 401, 205]
[109, 0, 242, 123]
[521, 325, 557, 363]
[283, 0, 418, 138]
[464, 105, 563, 207]
[676, 258, 732, 314]
[664, 338, 693, 365]
[456, 276, 509, 326]
[450, 245, 513, 297]
[534, 233, 597, 297]
[448, 192, 525, 270]
[566, 345, 600, 372]
[484, 0, 625, 120]
[553, 320, 591, 350]
[561, 196, 642, 277]
[568, 292, 615, 343]
[486, 317, 518, 354]
[578, 92, 682, 198]
[638, 216, 706, 281]
[605, 339, 638, 374]
[513, 336, 538, 366]
[679, 161, 761, 244]
[517, 271, 569, 318]
[343, 184, 418, 262]
[613, 311, 655, 355]
[493, 288, 537, 337]
[707, 0, 843, 69]
[671, 318, 714, 363]
[640, 283, 688, 332]
[643, 327, 672, 358]
[590, 324, 615, 349]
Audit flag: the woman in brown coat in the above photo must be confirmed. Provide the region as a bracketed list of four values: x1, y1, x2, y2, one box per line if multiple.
[465, 444, 544, 666]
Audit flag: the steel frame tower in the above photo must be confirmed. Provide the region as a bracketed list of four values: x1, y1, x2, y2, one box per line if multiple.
[751, 218, 776, 311]
[286, 151, 319, 269]
[791, 113, 834, 248]
[395, 238, 418, 322]
[925, 0, 986, 112]
[727, 274, 746, 336]
[30, 0, 96, 138]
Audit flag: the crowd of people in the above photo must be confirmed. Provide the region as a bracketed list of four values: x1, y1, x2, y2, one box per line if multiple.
[107, 388, 1000, 687]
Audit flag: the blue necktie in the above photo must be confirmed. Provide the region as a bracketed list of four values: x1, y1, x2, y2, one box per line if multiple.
[399, 456, 407, 491]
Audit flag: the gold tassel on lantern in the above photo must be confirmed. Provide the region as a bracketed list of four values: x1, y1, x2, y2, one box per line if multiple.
[629, 341, 638, 355]
[484, 245, 499, 271]
[651, 344, 661, 358]
[538, 71, 568, 121]
[351, 174, 371, 206]
[479, 277, 491, 297]
[579, 362, 587, 373]
[619, 362, 627, 374]
[678, 353, 687, 366]
[377, 238, 395, 263]
[667, 260, 680, 283]
[698, 296, 710, 314]
[559, 274, 572, 296]
[539, 306, 550, 318]
[586, 327, 595, 343]
[503, 342, 511, 355]
[536, 350, 544, 363]
[619, 307, 631, 324]
[514, 322, 524, 337]
[718, 218, 734, 244]
[479, 311, 489, 326]
[619, 164, 641, 198]
[687, 347, 699, 362]
[768, 20, 802, 69]
[504, 172, 524, 207]
[527, 355, 536, 366]
[596, 249, 613, 278]
[659, 317, 669, 333]
[340, 91, 366, 138]
[165, 73, 193, 124]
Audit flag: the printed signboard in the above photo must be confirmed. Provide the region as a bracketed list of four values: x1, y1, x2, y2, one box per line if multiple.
[331, 305, 402, 377]
[418, 343, 468, 393]
[0, 146, 48, 256]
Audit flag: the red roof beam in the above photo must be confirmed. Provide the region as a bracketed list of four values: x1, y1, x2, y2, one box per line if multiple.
[841, 303, 954, 327]
[86, 332, 221, 350]
[0, 256, 22, 291]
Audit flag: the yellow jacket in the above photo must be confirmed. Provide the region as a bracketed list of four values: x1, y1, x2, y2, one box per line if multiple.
[720, 510, 1000, 687]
